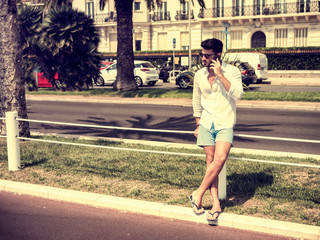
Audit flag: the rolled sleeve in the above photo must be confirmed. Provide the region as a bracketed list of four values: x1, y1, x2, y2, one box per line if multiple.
[226, 66, 244, 101]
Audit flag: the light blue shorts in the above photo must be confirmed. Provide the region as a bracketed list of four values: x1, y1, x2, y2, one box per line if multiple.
[197, 123, 234, 147]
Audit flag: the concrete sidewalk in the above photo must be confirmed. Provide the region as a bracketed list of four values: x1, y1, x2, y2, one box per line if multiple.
[1, 180, 319, 239]
[269, 77, 320, 86]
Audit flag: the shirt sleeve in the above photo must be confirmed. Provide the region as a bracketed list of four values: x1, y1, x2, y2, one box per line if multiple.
[227, 66, 244, 101]
[192, 70, 203, 118]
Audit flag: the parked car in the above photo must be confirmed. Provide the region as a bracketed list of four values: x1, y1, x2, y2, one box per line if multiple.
[97, 60, 159, 87]
[225, 52, 268, 83]
[175, 71, 194, 89]
[33, 70, 59, 88]
[94, 61, 114, 86]
[175, 62, 257, 89]
[158, 65, 171, 82]
[34, 60, 110, 88]
[234, 62, 257, 86]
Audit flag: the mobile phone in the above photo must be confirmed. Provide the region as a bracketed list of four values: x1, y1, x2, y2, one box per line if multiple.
[210, 57, 220, 72]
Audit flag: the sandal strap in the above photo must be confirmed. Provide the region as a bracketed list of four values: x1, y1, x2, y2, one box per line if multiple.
[208, 211, 222, 216]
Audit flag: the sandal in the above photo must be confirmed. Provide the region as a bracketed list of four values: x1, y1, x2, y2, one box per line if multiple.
[189, 195, 205, 215]
[207, 211, 222, 226]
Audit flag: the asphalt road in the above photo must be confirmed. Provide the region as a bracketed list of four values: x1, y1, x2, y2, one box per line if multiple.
[26, 100, 320, 155]
[0, 191, 289, 240]
[100, 81, 320, 92]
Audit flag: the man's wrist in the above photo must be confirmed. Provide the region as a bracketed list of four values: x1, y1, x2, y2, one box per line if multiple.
[216, 73, 223, 78]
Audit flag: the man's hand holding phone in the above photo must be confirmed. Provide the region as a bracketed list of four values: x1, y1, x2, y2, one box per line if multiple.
[210, 58, 222, 77]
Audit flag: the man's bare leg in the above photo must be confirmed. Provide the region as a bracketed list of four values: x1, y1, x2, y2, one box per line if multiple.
[191, 142, 231, 216]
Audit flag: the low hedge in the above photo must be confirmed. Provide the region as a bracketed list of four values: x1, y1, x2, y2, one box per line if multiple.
[267, 55, 320, 70]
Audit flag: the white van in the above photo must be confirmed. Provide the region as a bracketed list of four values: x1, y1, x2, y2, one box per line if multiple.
[224, 52, 268, 83]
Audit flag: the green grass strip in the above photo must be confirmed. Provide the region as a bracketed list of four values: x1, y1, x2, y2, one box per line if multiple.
[0, 136, 319, 226]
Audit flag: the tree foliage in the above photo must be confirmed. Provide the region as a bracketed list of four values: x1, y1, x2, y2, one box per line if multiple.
[38, 6, 103, 91]
[18, 5, 103, 91]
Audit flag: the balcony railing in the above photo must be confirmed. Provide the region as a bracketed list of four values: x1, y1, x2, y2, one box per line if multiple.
[150, 11, 171, 21]
[94, 12, 117, 24]
[92, 1, 319, 24]
[198, 1, 320, 19]
[175, 10, 194, 20]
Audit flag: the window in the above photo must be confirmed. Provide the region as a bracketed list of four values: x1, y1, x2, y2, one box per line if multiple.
[134, 1, 141, 11]
[231, 31, 243, 48]
[181, 32, 189, 50]
[158, 1, 168, 20]
[274, 29, 288, 47]
[215, 0, 224, 17]
[158, 33, 168, 50]
[234, 0, 245, 16]
[109, 63, 117, 70]
[109, 33, 117, 52]
[181, 1, 189, 14]
[275, 0, 287, 14]
[160, 2, 167, 13]
[86, 2, 94, 18]
[213, 31, 225, 46]
[294, 28, 308, 47]
[299, 0, 311, 12]
[135, 32, 142, 51]
[255, 0, 266, 15]
[135, 40, 141, 51]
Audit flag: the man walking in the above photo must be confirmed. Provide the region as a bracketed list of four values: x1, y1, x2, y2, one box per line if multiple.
[190, 38, 243, 225]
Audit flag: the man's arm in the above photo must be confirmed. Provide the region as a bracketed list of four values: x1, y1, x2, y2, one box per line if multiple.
[192, 71, 202, 138]
[192, 71, 202, 117]
[211, 60, 243, 101]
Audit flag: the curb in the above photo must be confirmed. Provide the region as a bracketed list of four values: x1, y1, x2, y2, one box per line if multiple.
[1, 180, 319, 240]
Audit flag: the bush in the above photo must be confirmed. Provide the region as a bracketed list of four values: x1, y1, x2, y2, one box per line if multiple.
[267, 55, 320, 70]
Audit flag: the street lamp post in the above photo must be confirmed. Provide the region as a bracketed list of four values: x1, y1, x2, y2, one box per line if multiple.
[173, 38, 176, 81]
[188, 2, 192, 69]
[222, 22, 230, 52]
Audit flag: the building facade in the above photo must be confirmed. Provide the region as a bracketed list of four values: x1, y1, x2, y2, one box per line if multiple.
[71, 0, 320, 53]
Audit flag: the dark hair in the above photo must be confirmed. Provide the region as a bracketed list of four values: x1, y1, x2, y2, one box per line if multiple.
[201, 38, 223, 53]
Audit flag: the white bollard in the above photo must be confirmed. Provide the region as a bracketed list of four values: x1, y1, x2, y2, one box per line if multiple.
[218, 163, 227, 200]
[5, 111, 21, 171]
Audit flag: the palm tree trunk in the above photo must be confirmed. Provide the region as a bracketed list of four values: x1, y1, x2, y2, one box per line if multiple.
[113, 0, 138, 91]
[0, 0, 30, 137]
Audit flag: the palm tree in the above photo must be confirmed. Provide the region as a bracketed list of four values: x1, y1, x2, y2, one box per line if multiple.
[101, 0, 206, 91]
[38, 6, 103, 91]
[112, 0, 137, 91]
[0, 0, 30, 137]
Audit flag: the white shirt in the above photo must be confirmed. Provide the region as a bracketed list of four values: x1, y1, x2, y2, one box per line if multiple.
[192, 62, 243, 130]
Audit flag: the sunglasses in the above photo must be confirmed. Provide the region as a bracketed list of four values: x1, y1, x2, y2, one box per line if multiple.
[199, 52, 216, 59]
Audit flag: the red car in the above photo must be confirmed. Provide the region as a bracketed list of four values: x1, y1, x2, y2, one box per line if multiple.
[33, 72, 59, 88]
[33, 61, 112, 88]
